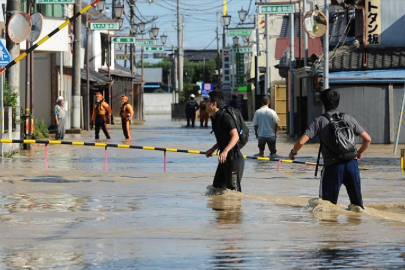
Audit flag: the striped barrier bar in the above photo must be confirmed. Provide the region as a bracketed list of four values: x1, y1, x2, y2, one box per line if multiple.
[0, 0, 101, 76]
[1, 139, 369, 171]
[0, 139, 325, 169]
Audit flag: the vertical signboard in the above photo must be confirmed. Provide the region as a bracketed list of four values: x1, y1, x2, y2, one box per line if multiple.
[235, 53, 244, 85]
[222, 47, 232, 99]
[365, 0, 381, 46]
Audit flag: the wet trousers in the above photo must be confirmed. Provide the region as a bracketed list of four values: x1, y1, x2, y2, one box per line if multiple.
[95, 115, 111, 139]
[258, 136, 276, 155]
[200, 110, 209, 127]
[186, 111, 196, 127]
[213, 150, 245, 192]
[121, 118, 131, 139]
[320, 159, 363, 208]
[56, 118, 66, 140]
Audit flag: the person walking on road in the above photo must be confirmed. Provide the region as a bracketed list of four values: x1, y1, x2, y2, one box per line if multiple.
[120, 95, 134, 140]
[205, 90, 245, 193]
[185, 94, 199, 127]
[199, 96, 209, 127]
[253, 96, 280, 158]
[91, 93, 112, 140]
[289, 88, 371, 209]
[54, 96, 67, 140]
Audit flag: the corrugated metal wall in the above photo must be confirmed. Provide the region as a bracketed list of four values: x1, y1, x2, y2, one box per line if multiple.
[333, 85, 389, 144]
[393, 86, 405, 144]
[381, 0, 405, 46]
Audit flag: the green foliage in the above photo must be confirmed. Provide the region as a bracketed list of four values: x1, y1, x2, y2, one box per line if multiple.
[180, 84, 200, 102]
[31, 119, 50, 139]
[3, 79, 18, 107]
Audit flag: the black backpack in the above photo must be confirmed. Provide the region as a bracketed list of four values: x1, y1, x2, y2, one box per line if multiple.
[315, 112, 357, 176]
[222, 106, 249, 150]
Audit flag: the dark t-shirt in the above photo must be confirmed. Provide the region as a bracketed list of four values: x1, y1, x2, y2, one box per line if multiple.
[304, 109, 365, 167]
[212, 109, 237, 152]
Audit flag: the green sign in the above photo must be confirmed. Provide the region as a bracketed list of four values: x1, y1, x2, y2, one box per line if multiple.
[36, 0, 75, 3]
[112, 37, 135, 43]
[228, 29, 253, 36]
[90, 23, 120, 30]
[236, 53, 245, 85]
[259, 4, 295, 14]
[135, 40, 157, 46]
[144, 46, 164, 52]
[236, 47, 252, 53]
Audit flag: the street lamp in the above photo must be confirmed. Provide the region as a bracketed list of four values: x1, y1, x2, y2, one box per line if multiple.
[238, 7, 247, 23]
[151, 25, 159, 38]
[96, 0, 105, 11]
[221, 14, 231, 28]
[131, 23, 138, 33]
[160, 33, 167, 45]
[233, 36, 239, 46]
[138, 21, 146, 33]
[149, 29, 154, 39]
[244, 35, 250, 45]
[118, 18, 123, 29]
[113, 0, 123, 19]
[118, 42, 123, 50]
[148, 0, 154, 2]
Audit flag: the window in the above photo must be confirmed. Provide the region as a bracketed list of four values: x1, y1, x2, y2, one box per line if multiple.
[20, 0, 64, 18]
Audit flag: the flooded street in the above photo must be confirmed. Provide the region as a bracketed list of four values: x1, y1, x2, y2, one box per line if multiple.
[1, 117, 405, 269]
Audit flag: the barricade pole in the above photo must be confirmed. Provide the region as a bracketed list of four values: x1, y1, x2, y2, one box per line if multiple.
[45, 142, 49, 171]
[105, 146, 108, 172]
[164, 150, 167, 172]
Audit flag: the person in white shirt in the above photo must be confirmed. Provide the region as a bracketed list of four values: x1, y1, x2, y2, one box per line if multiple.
[54, 96, 67, 140]
[253, 96, 280, 157]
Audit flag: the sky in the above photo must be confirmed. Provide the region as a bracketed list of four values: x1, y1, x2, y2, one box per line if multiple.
[117, 0, 255, 52]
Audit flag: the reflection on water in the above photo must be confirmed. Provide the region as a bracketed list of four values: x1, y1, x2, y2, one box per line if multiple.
[0, 121, 405, 268]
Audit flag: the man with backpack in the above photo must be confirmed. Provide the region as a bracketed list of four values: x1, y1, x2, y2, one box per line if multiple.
[205, 90, 248, 193]
[289, 88, 371, 209]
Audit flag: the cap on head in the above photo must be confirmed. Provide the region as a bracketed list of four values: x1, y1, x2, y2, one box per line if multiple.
[56, 96, 64, 103]
[121, 95, 129, 102]
[190, 94, 195, 98]
[95, 93, 103, 99]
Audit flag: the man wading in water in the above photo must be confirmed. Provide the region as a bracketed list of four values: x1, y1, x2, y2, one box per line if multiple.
[289, 88, 371, 209]
[205, 90, 245, 193]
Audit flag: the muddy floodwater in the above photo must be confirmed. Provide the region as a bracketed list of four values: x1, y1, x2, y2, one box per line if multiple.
[1, 116, 405, 269]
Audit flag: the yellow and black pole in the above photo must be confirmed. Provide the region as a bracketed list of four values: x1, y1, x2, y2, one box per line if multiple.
[0, 0, 101, 76]
[401, 149, 405, 170]
[394, 84, 405, 154]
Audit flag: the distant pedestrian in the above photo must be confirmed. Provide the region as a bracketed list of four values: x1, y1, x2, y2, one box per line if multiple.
[91, 93, 112, 140]
[199, 96, 209, 127]
[289, 88, 371, 209]
[120, 95, 134, 140]
[228, 94, 238, 109]
[185, 94, 199, 127]
[54, 96, 66, 140]
[205, 90, 247, 193]
[253, 96, 280, 158]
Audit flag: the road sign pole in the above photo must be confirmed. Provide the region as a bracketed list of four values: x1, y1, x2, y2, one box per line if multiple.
[0, 68, 3, 157]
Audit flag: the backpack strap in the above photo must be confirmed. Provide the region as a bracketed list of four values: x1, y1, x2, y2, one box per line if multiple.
[315, 141, 322, 177]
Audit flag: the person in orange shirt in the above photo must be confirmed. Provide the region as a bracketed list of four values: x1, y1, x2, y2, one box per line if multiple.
[199, 96, 209, 127]
[91, 93, 112, 139]
[120, 95, 134, 140]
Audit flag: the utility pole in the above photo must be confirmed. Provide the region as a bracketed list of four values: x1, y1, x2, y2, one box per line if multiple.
[72, 0, 82, 129]
[177, 0, 183, 96]
[265, 14, 270, 96]
[129, 0, 135, 75]
[216, 12, 221, 90]
[6, 0, 21, 137]
[289, 9, 295, 137]
[24, 0, 32, 147]
[323, 0, 329, 89]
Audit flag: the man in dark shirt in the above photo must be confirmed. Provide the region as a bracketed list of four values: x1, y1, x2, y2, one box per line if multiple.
[205, 91, 245, 193]
[289, 89, 371, 208]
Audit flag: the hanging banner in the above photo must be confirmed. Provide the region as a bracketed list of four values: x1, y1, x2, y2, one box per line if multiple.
[236, 53, 244, 85]
[365, 0, 381, 46]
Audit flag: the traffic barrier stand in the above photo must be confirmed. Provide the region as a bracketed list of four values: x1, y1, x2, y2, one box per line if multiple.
[277, 158, 282, 172]
[105, 146, 108, 172]
[45, 141, 49, 171]
[164, 150, 167, 173]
